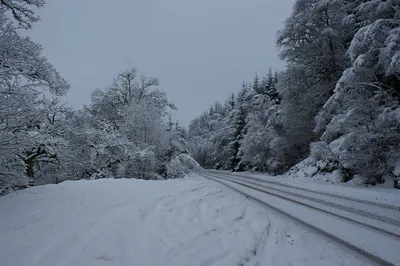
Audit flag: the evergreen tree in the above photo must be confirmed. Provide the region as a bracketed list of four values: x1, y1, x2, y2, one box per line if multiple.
[229, 104, 246, 171]
[252, 73, 261, 94]
[228, 93, 235, 110]
[187, 0, 400, 187]
[228, 85, 249, 171]
[209, 105, 214, 116]
[266, 69, 280, 104]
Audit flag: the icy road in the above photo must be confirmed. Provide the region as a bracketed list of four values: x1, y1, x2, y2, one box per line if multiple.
[0, 174, 397, 266]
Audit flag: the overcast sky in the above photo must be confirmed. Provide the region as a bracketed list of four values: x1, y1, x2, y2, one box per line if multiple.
[28, 0, 295, 127]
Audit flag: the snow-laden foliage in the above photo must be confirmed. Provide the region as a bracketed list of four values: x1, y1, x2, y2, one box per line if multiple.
[33, 67, 190, 186]
[0, 13, 69, 95]
[188, 72, 284, 173]
[0, 2, 193, 194]
[239, 72, 285, 173]
[166, 153, 204, 178]
[1, 66, 192, 194]
[314, 1, 400, 184]
[188, 0, 400, 187]
[188, 95, 235, 170]
[0, 7, 70, 193]
[2, 0, 400, 191]
[0, 0, 44, 28]
[87, 67, 188, 180]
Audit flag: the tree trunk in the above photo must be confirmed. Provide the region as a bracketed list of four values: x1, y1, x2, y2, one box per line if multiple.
[26, 159, 35, 186]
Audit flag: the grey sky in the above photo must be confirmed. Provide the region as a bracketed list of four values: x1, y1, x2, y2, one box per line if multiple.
[28, 0, 295, 127]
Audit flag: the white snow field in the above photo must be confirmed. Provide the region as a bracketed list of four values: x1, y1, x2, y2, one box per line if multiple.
[0, 174, 375, 266]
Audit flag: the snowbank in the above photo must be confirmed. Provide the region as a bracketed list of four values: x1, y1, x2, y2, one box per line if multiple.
[286, 157, 343, 184]
[287, 153, 400, 189]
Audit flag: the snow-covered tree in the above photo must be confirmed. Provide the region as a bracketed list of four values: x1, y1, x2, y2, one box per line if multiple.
[274, 0, 355, 168]
[188, 0, 400, 188]
[0, 0, 44, 28]
[88, 67, 189, 179]
[236, 70, 288, 174]
[0, 7, 69, 193]
[228, 84, 250, 171]
[315, 0, 400, 184]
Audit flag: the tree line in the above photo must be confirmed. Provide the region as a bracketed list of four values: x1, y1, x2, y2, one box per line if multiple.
[0, 0, 192, 195]
[188, 0, 400, 188]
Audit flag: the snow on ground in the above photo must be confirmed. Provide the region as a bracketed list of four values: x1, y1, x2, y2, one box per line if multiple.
[0, 174, 372, 266]
[207, 173, 400, 265]
[283, 157, 399, 189]
[216, 170, 400, 207]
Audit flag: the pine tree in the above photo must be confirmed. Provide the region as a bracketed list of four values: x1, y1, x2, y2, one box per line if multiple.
[228, 93, 235, 110]
[214, 101, 223, 114]
[267, 70, 280, 104]
[252, 73, 261, 94]
[274, 71, 278, 86]
[229, 104, 246, 171]
[209, 105, 214, 116]
[228, 86, 248, 171]
[261, 75, 269, 95]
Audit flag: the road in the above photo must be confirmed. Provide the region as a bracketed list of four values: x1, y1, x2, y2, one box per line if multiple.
[204, 170, 400, 266]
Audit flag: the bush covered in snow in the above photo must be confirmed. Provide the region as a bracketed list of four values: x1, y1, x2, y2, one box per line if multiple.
[286, 157, 343, 184]
[166, 154, 204, 179]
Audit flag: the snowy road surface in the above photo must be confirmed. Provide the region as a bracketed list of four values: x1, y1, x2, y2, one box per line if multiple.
[205, 171, 400, 265]
[0, 174, 378, 266]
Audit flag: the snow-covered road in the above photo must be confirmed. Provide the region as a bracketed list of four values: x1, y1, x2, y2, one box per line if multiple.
[0, 175, 377, 266]
[205, 171, 400, 266]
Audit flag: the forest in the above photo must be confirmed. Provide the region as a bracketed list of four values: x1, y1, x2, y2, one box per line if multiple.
[0, 0, 196, 195]
[187, 0, 400, 188]
[1, 1, 399, 265]
[1, 0, 400, 195]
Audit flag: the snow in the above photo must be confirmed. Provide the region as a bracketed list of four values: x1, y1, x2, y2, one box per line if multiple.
[0, 174, 373, 266]
[285, 157, 344, 183]
[213, 170, 400, 207]
[166, 153, 204, 178]
[208, 171, 400, 234]
[207, 173, 400, 265]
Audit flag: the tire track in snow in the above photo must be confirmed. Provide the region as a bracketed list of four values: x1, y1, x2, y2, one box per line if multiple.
[204, 173, 397, 266]
[209, 170, 400, 211]
[207, 172, 400, 237]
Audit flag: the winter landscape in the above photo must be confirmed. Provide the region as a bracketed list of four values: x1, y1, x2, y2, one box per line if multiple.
[1, 0, 400, 266]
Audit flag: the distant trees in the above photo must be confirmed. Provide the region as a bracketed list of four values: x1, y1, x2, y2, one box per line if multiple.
[188, 72, 283, 173]
[188, 0, 400, 187]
